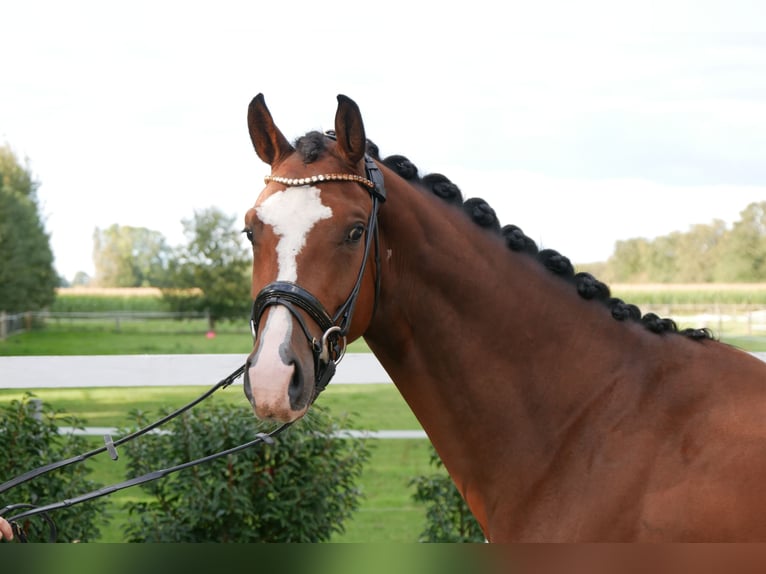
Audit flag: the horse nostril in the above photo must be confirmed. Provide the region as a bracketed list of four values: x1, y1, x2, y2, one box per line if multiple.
[287, 361, 303, 405]
[243, 364, 254, 404]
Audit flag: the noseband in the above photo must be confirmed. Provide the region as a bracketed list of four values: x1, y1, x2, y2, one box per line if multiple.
[250, 144, 386, 395]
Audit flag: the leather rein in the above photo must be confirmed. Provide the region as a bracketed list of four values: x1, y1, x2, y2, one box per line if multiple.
[0, 365, 291, 542]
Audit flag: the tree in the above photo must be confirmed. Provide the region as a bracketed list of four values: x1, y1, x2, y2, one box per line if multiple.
[0, 145, 57, 312]
[714, 202, 766, 282]
[605, 238, 652, 282]
[92, 224, 172, 287]
[603, 203, 766, 283]
[674, 220, 728, 283]
[71, 271, 92, 286]
[646, 233, 681, 282]
[163, 208, 251, 329]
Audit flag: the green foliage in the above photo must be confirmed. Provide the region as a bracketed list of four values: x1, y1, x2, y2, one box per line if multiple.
[713, 202, 766, 282]
[602, 201, 766, 283]
[120, 404, 371, 542]
[0, 394, 108, 542]
[162, 208, 251, 329]
[0, 145, 57, 312]
[92, 225, 173, 287]
[410, 446, 485, 543]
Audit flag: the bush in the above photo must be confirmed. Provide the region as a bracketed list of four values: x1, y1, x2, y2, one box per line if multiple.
[410, 446, 485, 542]
[0, 394, 108, 542]
[120, 404, 371, 542]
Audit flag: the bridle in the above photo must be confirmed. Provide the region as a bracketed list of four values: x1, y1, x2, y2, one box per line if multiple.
[250, 141, 386, 396]
[0, 365, 290, 542]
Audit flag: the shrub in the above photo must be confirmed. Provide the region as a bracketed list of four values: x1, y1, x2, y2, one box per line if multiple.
[0, 394, 108, 542]
[120, 404, 371, 542]
[410, 445, 485, 543]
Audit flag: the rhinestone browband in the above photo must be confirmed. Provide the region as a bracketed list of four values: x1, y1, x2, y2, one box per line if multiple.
[264, 173, 376, 189]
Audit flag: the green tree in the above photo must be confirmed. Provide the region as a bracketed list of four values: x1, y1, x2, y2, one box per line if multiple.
[714, 201, 766, 282]
[603, 205, 764, 284]
[605, 237, 652, 282]
[162, 208, 251, 329]
[0, 145, 57, 312]
[92, 224, 172, 287]
[71, 271, 91, 286]
[646, 233, 681, 282]
[674, 220, 728, 283]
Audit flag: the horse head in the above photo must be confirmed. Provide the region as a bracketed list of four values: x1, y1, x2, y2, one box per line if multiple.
[243, 94, 383, 423]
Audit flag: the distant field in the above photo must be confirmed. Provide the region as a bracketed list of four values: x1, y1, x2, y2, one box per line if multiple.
[611, 283, 766, 306]
[54, 283, 766, 307]
[52, 287, 170, 312]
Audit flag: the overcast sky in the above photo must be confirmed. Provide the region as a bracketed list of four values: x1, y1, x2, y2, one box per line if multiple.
[2, 0, 764, 280]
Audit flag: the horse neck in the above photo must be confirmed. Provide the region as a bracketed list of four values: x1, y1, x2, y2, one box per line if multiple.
[363, 178, 659, 526]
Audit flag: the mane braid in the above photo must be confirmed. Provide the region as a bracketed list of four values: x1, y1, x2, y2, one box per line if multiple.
[365, 141, 715, 342]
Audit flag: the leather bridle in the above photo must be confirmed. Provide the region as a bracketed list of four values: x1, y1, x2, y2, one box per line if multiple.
[250, 144, 386, 396]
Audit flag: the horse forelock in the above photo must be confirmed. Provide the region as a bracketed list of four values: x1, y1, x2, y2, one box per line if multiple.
[294, 131, 328, 164]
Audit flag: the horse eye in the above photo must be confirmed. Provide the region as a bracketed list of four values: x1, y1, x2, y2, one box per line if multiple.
[242, 228, 255, 244]
[347, 224, 366, 243]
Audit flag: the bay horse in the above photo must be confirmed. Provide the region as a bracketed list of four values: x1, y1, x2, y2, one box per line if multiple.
[242, 93, 766, 542]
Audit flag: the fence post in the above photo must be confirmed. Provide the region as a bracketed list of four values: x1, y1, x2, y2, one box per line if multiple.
[30, 398, 43, 421]
[0, 310, 6, 340]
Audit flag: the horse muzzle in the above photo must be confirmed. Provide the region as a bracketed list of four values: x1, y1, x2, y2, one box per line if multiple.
[245, 305, 315, 422]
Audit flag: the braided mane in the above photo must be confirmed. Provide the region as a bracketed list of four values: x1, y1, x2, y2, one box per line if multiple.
[296, 131, 713, 341]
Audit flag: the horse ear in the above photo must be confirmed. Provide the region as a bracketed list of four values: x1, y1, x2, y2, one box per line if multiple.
[247, 93, 294, 166]
[334, 95, 367, 166]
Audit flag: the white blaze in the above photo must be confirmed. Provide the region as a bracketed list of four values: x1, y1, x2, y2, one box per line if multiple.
[256, 186, 332, 282]
[249, 186, 332, 417]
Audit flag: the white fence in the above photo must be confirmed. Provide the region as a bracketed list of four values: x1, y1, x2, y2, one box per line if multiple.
[0, 353, 392, 389]
[3, 353, 765, 439]
[0, 354, 422, 438]
[1, 352, 765, 390]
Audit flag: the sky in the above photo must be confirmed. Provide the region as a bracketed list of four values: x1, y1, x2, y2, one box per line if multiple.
[2, 0, 765, 281]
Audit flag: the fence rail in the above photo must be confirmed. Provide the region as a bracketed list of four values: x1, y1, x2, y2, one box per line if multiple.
[1, 353, 765, 390]
[0, 353, 392, 388]
[4, 304, 766, 340]
[3, 353, 764, 440]
[0, 310, 212, 339]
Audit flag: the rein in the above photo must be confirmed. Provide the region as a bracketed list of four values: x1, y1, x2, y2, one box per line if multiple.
[251, 144, 386, 395]
[0, 364, 291, 543]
